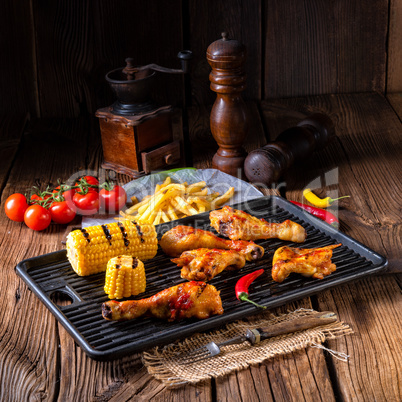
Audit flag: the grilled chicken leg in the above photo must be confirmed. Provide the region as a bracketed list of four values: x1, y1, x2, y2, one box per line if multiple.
[160, 225, 264, 261]
[272, 244, 341, 282]
[172, 248, 246, 282]
[102, 281, 223, 321]
[210, 206, 306, 243]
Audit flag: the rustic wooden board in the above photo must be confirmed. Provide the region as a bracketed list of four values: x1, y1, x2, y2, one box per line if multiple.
[259, 93, 401, 401]
[387, 0, 402, 92]
[1, 93, 400, 400]
[0, 1, 38, 116]
[188, 0, 261, 105]
[0, 114, 28, 192]
[3, 0, 396, 121]
[32, 0, 184, 117]
[0, 118, 129, 400]
[387, 93, 402, 118]
[264, 0, 388, 98]
[0, 119, 87, 400]
[316, 276, 402, 401]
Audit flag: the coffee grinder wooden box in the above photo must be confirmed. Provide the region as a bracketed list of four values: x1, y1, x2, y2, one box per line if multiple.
[96, 53, 191, 177]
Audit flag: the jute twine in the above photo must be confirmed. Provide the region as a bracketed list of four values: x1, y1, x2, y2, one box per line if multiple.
[142, 309, 353, 387]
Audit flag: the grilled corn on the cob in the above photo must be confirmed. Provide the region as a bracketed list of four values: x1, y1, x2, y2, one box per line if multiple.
[66, 220, 157, 276]
[104, 256, 146, 299]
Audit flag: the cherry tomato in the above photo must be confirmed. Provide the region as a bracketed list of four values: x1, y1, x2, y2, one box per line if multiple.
[99, 185, 127, 213]
[24, 205, 51, 231]
[30, 193, 51, 203]
[73, 191, 99, 215]
[53, 186, 75, 202]
[75, 176, 99, 192]
[49, 201, 76, 224]
[4, 193, 29, 222]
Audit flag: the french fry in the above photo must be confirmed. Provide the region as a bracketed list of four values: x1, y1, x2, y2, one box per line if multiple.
[167, 205, 179, 221]
[160, 176, 171, 187]
[125, 195, 151, 214]
[121, 178, 235, 225]
[189, 188, 209, 196]
[172, 196, 190, 215]
[160, 210, 170, 223]
[186, 181, 207, 193]
[213, 187, 235, 206]
[152, 213, 161, 225]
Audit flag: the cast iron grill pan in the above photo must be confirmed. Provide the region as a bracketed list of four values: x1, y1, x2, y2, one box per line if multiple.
[15, 196, 387, 360]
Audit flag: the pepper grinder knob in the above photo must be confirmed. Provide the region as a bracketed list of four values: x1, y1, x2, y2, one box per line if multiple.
[207, 33, 248, 177]
[244, 113, 335, 185]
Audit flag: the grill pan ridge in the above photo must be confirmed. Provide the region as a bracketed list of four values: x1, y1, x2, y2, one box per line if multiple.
[16, 196, 387, 360]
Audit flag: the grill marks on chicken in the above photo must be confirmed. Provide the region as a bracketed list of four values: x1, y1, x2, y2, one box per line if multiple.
[102, 281, 223, 321]
[272, 244, 341, 282]
[160, 225, 264, 261]
[210, 206, 306, 243]
[172, 248, 246, 282]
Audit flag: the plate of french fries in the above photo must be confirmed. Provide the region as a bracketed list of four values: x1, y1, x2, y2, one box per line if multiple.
[82, 168, 263, 228]
[120, 176, 235, 225]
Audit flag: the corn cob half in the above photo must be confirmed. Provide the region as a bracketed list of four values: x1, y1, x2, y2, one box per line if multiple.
[104, 256, 146, 299]
[66, 220, 157, 276]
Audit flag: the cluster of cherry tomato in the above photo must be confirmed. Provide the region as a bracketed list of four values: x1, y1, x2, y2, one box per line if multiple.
[4, 176, 127, 231]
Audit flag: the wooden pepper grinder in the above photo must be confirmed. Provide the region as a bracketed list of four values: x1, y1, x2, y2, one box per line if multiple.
[207, 32, 248, 177]
[244, 113, 335, 185]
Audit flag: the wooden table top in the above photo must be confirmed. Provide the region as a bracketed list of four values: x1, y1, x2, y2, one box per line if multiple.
[0, 92, 400, 401]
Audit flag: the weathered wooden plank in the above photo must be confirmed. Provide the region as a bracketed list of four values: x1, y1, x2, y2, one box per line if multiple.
[387, 1, 402, 92]
[260, 93, 402, 271]
[188, 0, 261, 105]
[32, 0, 183, 117]
[1, 91, 399, 401]
[264, 0, 388, 98]
[0, 0, 38, 116]
[259, 93, 401, 401]
[263, 301, 335, 402]
[387, 93, 402, 119]
[106, 367, 212, 402]
[215, 299, 336, 401]
[0, 118, 125, 401]
[316, 276, 402, 401]
[0, 119, 92, 401]
[0, 241, 59, 401]
[0, 114, 28, 191]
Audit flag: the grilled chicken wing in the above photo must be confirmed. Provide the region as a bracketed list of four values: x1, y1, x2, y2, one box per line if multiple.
[160, 225, 264, 261]
[102, 281, 223, 321]
[172, 248, 246, 282]
[272, 244, 341, 282]
[210, 206, 306, 243]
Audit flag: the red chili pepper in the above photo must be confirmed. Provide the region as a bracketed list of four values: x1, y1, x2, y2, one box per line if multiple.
[290, 201, 339, 229]
[235, 269, 266, 309]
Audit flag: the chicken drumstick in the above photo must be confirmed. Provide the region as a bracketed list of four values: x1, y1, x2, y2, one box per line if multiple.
[102, 281, 223, 321]
[160, 225, 264, 261]
[210, 206, 306, 242]
[172, 248, 246, 282]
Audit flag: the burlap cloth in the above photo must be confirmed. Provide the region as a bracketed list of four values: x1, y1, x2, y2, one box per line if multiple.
[142, 308, 353, 387]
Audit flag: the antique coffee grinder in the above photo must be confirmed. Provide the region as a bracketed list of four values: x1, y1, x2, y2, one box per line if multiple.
[96, 50, 192, 177]
[207, 32, 248, 178]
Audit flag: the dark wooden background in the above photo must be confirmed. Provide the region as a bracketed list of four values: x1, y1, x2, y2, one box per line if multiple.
[2, 0, 401, 119]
